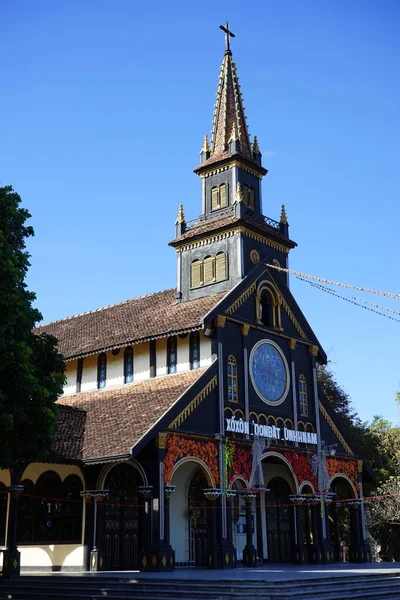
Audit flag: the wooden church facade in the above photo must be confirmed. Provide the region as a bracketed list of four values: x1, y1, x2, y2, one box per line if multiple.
[0, 28, 372, 575]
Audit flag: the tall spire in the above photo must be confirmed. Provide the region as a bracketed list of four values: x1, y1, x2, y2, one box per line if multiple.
[208, 25, 253, 161]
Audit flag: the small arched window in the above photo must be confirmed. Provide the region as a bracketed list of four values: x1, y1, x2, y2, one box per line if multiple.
[227, 355, 238, 402]
[167, 336, 177, 374]
[260, 292, 272, 327]
[219, 184, 227, 207]
[98, 352, 107, 389]
[211, 187, 219, 211]
[191, 260, 202, 288]
[124, 346, 134, 384]
[203, 256, 214, 285]
[215, 252, 227, 281]
[211, 184, 228, 210]
[248, 188, 255, 209]
[299, 374, 308, 416]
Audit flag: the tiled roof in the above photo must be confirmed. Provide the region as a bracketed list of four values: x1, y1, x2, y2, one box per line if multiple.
[58, 369, 206, 461]
[35, 289, 226, 361]
[50, 405, 86, 461]
[170, 211, 295, 247]
[210, 51, 252, 160]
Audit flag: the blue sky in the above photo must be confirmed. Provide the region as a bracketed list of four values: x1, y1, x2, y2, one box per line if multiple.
[1, 0, 399, 424]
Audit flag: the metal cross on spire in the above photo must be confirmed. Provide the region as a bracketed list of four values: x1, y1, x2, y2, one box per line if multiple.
[219, 22, 235, 52]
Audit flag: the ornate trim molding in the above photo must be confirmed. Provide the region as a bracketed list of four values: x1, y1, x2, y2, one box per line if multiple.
[281, 298, 307, 340]
[238, 227, 290, 253]
[226, 282, 257, 314]
[175, 229, 236, 252]
[319, 401, 354, 456]
[168, 376, 218, 430]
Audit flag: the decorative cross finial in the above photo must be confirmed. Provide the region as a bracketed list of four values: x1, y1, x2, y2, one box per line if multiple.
[219, 22, 235, 52]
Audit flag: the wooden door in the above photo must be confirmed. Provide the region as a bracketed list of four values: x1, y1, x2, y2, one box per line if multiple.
[188, 470, 208, 566]
[266, 477, 293, 562]
[104, 464, 140, 570]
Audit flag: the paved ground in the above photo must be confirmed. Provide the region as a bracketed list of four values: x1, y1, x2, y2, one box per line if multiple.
[23, 562, 400, 582]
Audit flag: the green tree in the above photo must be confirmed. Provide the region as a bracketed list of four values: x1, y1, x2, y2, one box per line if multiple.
[0, 185, 65, 470]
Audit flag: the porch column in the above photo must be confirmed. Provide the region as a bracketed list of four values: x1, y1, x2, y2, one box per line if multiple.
[204, 488, 221, 569]
[332, 501, 342, 561]
[241, 491, 257, 567]
[290, 495, 307, 564]
[164, 484, 176, 547]
[141, 432, 175, 572]
[2, 484, 23, 579]
[222, 490, 237, 568]
[349, 501, 365, 563]
[80, 489, 108, 572]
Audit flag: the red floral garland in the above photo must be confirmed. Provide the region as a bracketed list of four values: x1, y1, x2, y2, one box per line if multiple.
[283, 450, 317, 489]
[227, 443, 252, 485]
[163, 433, 220, 485]
[326, 456, 360, 492]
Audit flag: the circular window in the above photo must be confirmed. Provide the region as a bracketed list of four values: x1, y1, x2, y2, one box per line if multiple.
[249, 340, 290, 405]
[250, 250, 260, 264]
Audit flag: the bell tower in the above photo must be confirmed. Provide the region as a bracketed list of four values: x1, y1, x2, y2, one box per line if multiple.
[170, 24, 296, 302]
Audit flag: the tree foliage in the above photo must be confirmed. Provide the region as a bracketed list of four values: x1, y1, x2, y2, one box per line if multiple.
[0, 185, 65, 470]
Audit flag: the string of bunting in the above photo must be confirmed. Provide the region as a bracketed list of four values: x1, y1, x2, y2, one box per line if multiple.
[297, 278, 400, 324]
[14, 491, 400, 510]
[268, 263, 400, 300]
[351, 296, 400, 316]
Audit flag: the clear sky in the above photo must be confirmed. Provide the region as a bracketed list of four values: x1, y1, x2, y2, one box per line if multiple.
[1, 0, 399, 424]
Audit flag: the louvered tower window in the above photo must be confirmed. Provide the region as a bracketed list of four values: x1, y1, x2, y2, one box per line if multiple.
[124, 346, 134, 383]
[189, 331, 200, 370]
[299, 374, 308, 416]
[167, 336, 177, 374]
[215, 252, 227, 281]
[211, 187, 219, 211]
[191, 260, 202, 288]
[243, 185, 249, 206]
[211, 184, 228, 211]
[227, 355, 238, 402]
[98, 353, 107, 389]
[248, 188, 255, 209]
[203, 256, 214, 284]
[219, 184, 227, 207]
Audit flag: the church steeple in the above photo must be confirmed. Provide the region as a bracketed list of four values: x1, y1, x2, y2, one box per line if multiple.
[195, 24, 267, 215]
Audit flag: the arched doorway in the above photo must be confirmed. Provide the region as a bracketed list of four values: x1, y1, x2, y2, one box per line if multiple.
[188, 469, 208, 566]
[266, 477, 293, 562]
[329, 477, 355, 562]
[103, 463, 141, 570]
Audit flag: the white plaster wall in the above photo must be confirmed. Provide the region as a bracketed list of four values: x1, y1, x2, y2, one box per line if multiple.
[81, 355, 97, 392]
[156, 338, 167, 377]
[63, 359, 77, 396]
[106, 351, 124, 387]
[170, 462, 196, 563]
[134, 342, 150, 382]
[18, 545, 84, 570]
[0, 469, 11, 486]
[177, 335, 190, 373]
[21, 463, 85, 487]
[200, 334, 212, 368]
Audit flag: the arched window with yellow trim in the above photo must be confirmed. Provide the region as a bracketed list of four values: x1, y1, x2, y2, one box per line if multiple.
[219, 184, 227, 208]
[299, 374, 308, 416]
[227, 355, 238, 402]
[203, 256, 214, 284]
[191, 260, 202, 288]
[211, 187, 219, 211]
[215, 252, 227, 282]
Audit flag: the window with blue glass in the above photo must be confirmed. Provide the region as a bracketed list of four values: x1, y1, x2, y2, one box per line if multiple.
[124, 346, 134, 383]
[167, 336, 177, 374]
[98, 352, 107, 389]
[227, 355, 238, 402]
[299, 374, 308, 416]
[189, 332, 200, 370]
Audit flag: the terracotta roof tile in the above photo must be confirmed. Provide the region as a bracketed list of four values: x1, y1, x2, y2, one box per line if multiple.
[50, 405, 86, 461]
[35, 289, 226, 360]
[170, 211, 294, 247]
[58, 369, 206, 461]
